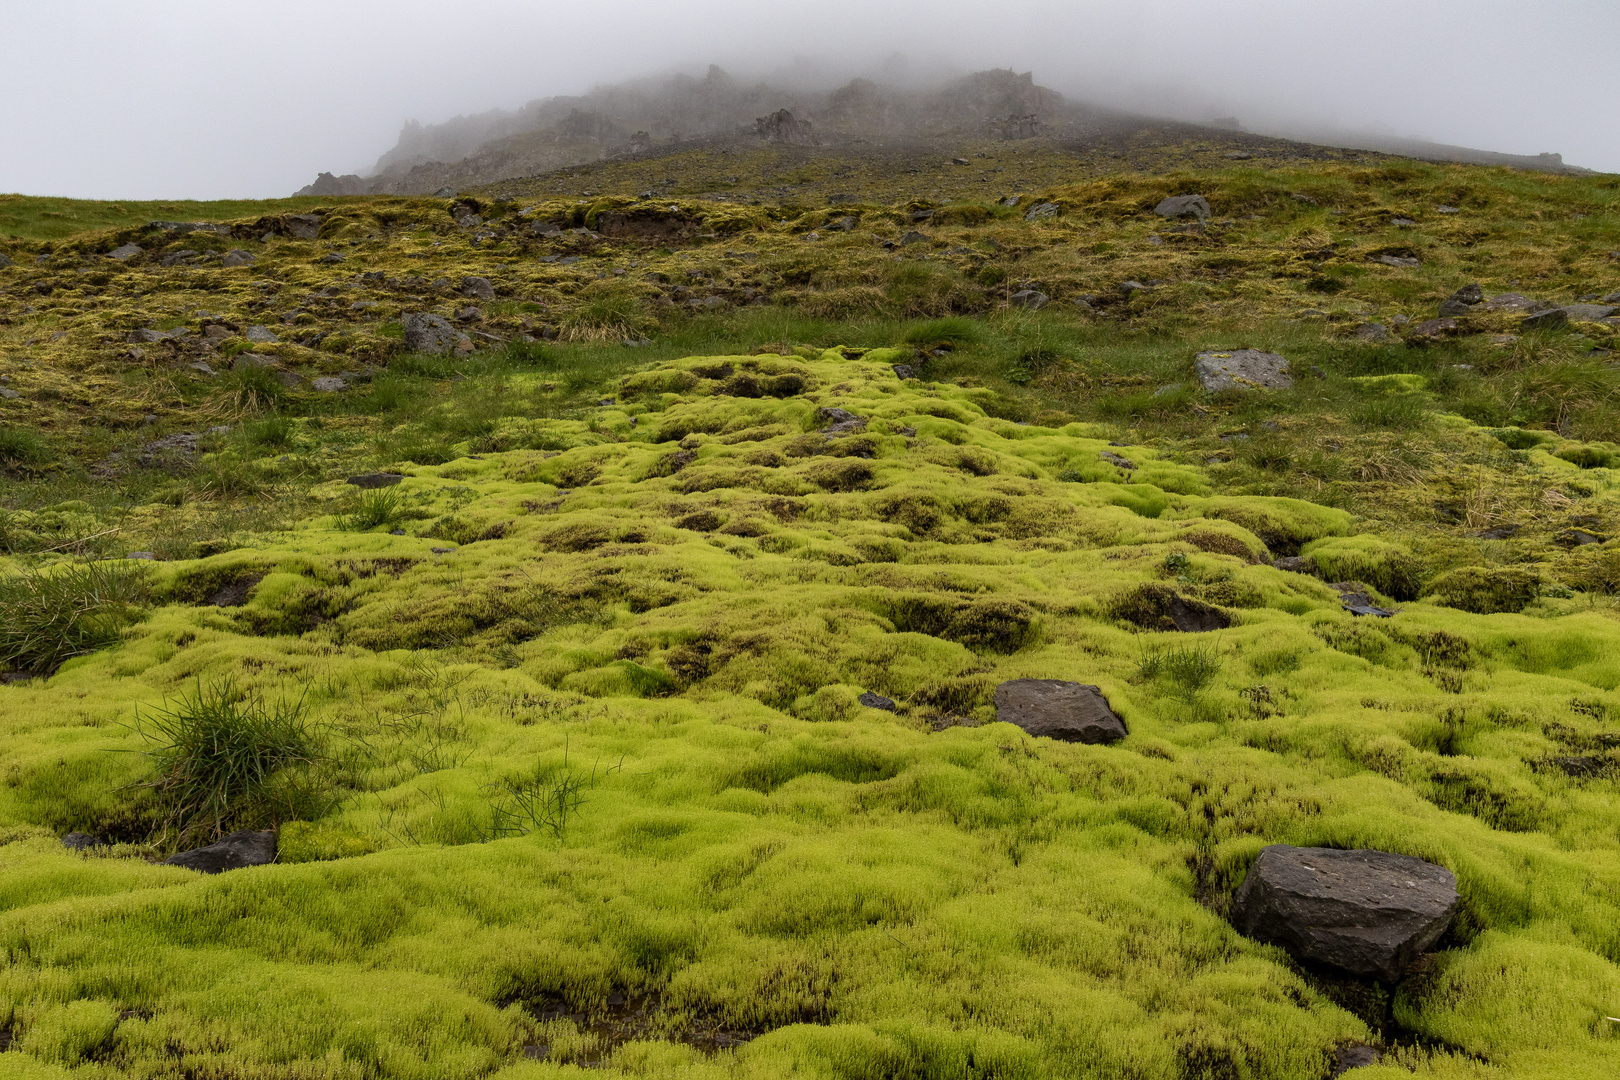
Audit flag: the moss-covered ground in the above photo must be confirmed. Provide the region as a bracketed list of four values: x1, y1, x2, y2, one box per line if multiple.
[2, 148, 1620, 1078]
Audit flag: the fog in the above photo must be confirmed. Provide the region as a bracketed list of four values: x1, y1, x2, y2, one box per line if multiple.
[5, 0, 1616, 200]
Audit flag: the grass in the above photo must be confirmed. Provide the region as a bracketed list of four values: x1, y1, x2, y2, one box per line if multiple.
[131, 677, 325, 846]
[0, 561, 150, 674]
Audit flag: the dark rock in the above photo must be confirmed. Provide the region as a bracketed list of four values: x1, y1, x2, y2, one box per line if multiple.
[1024, 202, 1059, 221]
[311, 377, 346, 392]
[0, 252, 13, 269]
[892, 364, 916, 380]
[1100, 450, 1135, 469]
[1231, 845, 1459, 981]
[1555, 528, 1604, 547]
[1155, 195, 1211, 220]
[1472, 525, 1519, 540]
[1407, 317, 1463, 343]
[754, 109, 815, 146]
[1448, 283, 1484, 306]
[1562, 303, 1619, 322]
[1354, 323, 1395, 344]
[232, 352, 275, 370]
[1009, 289, 1049, 310]
[994, 679, 1128, 744]
[108, 243, 142, 261]
[434, 187, 459, 198]
[1194, 349, 1291, 392]
[529, 221, 562, 237]
[1332, 1044, 1382, 1076]
[1342, 594, 1395, 617]
[347, 472, 404, 489]
[402, 312, 470, 355]
[461, 276, 495, 299]
[1522, 308, 1569, 331]
[1482, 292, 1537, 312]
[221, 249, 257, 268]
[285, 214, 322, 240]
[858, 691, 897, 712]
[1552, 756, 1606, 778]
[899, 231, 929, 245]
[62, 832, 106, 851]
[909, 210, 934, 222]
[127, 328, 169, 343]
[164, 829, 277, 874]
[206, 574, 263, 608]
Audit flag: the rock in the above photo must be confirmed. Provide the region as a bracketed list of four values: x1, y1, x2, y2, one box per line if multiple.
[1437, 284, 1483, 316]
[1024, 202, 1059, 221]
[232, 353, 275, 370]
[1101, 450, 1135, 469]
[62, 832, 106, 851]
[1332, 1045, 1382, 1076]
[456, 306, 483, 322]
[899, 231, 929, 245]
[245, 326, 279, 344]
[0, 252, 12, 269]
[126, 552, 156, 560]
[1224, 151, 1253, 160]
[402, 312, 470, 355]
[0, 388, 18, 400]
[1194, 349, 1292, 392]
[909, 210, 934, 222]
[459, 275, 495, 300]
[1354, 323, 1395, 344]
[285, 214, 322, 240]
[1602, 291, 1620, 304]
[1341, 592, 1395, 617]
[1522, 308, 1569, 331]
[529, 221, 562, 237]
[127, 329, 169, 343]
[221, 249, 257, 268]
[347, 472, 404, 488]
[1562, 303, 1619, 322]
[1435, 205, 1461, 214]
[434, 187, 459, 198]
[1231, 845, 1459, 981]
[1472, 525, 1519, 540]
[1390, 217, 1416, 227]
[319, 253, 345, 264]
[1556, 529, 1604, 547]
[754, 109, 815, 146]
[188, 361, 217, 376]
[1155, 195, 1211, 220]
[829, 215, 857, 232]
[892, 364, 916, 380]
[858, 691, 897, 712]
[1009, 289, 1049, 310]
[108, 243, 142, 261]
[1371, 254, 1420, 268]
[311, 377, 347, 392]
[163, 829, 277, 874]
[993, 679, 1128, 745]
[1273, 556, 1314, 574]
[952, 157, 971, 166]
[1408, 317, 1476, 344]
[1482, 292, 1537, 312]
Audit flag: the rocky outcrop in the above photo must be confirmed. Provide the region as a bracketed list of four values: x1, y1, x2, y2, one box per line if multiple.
[1231, 845, 1459, 981]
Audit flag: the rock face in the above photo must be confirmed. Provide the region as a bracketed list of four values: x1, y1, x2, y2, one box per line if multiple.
[403, 312, 470, 355]
[1231, 845, 1459, 981]
[285, 214, 323, 240]
[164, 830, 278, 874]
[1194, 349, 1291, 392]
[1155, 195, 1211, 220]
[994, 679, 1128, 744]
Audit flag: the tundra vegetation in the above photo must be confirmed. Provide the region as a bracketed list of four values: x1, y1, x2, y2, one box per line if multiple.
[1, 143, 1619, 1079]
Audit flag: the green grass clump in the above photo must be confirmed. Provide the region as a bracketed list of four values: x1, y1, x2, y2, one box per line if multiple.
[0, 424, 52, 470]
[132, 678, 325, 845]
[341, 487, 406, 531]
[0, 562, 149, 674]
[1137, 639, 1224, 701]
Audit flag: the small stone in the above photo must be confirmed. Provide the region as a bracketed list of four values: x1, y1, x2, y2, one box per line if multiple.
[1435, 205, 1461, 214]
[1194, 349, 1291, 392]
[1009, 289, 1049, 310]
[245, 326, 279, 344]
[1390, 217, 1416, 227]
[127, 328, 168, 343]
[1272, 556, 1313, 574]
[1354, 323, 1395, 344]
[402, 312, 471, 355]
[1371, 254, 1420, 268]
[1407, 317, 1463, 343]
[952, 157, 970, 166]
[1332, 1045, 1382, 1077]
[1224, 151, 1252, 160]
[892, 364, 916, 380]
[221, 249, 257, 268]
[188, 361, 216, 376]
[1562, 303, 1619, 322]
[311, 377, 347, 392]
[1522, 308, 1569, 331]
[126, 551, 157, 560]
[319, 253, 345, 264]
[1231, 845, 1459, 981]
[164, 830, 277, 874]
[232, 353, 275, 370]
[994, 679, 1128, 744]
[108, 243, 142, 261]
[461, 275, 495, 299]
[858, 691, 897, 711]
[1101, 450, 1135, 469]
[1001, 196, 1020, 207]
[1155, 194, 1211, 220]
[899, 231, 929, 245]
[1024, 202, 1059, 221]
[0, 251, 13, 269]
[347, 472, 404, 488]
[62, 832, 107, 850]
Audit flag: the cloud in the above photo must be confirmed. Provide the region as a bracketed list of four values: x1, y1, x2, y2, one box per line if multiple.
[2, 0, 1614, 199]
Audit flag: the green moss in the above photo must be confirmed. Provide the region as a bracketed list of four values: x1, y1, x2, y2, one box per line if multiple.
[1425, 565, 1543, 614]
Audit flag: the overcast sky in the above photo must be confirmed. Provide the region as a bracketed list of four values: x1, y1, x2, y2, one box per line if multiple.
[5, 0, 1617, 200]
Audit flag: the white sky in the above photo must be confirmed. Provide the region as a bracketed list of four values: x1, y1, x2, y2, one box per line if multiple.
[3, 0, 1616, 199]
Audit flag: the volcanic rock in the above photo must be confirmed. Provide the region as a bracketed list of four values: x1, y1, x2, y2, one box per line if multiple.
[403, 312, 470, 355]
[858, 691, 897, 712]
[1522, 308, 1569, 331]
[1194, 349, 1291, 392]
[1231, 845, 1459, 981]
[994, 679, 1128, 744]
[1155, 195, 1211, 220]
[164, 830, 278, 874]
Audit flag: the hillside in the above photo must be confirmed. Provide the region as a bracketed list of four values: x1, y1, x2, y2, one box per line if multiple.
[1, 143, 1620, 1078]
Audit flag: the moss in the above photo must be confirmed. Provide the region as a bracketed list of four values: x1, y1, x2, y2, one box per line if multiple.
[1303, 535, 1426, 600]
[1425, 565, 1543, 614]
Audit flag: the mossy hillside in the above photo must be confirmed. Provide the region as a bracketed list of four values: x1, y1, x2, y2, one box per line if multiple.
[3, 353, 1620, 1076]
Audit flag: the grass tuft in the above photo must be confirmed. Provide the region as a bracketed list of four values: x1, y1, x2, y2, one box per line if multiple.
[0, 562, 150, 675]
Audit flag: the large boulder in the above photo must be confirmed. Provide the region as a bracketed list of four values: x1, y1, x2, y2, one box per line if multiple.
[403, 312, 471, 355]
[1155, 195, 1211, 220]
[994, 679, 1128, 744]
[163, 830, 277, 874]
[1231, 845, 1459, 981]
[1194, 349, 1292, 392]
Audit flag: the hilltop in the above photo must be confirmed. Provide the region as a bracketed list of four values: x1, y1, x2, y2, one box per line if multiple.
[1, 135, 1619, 1079]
